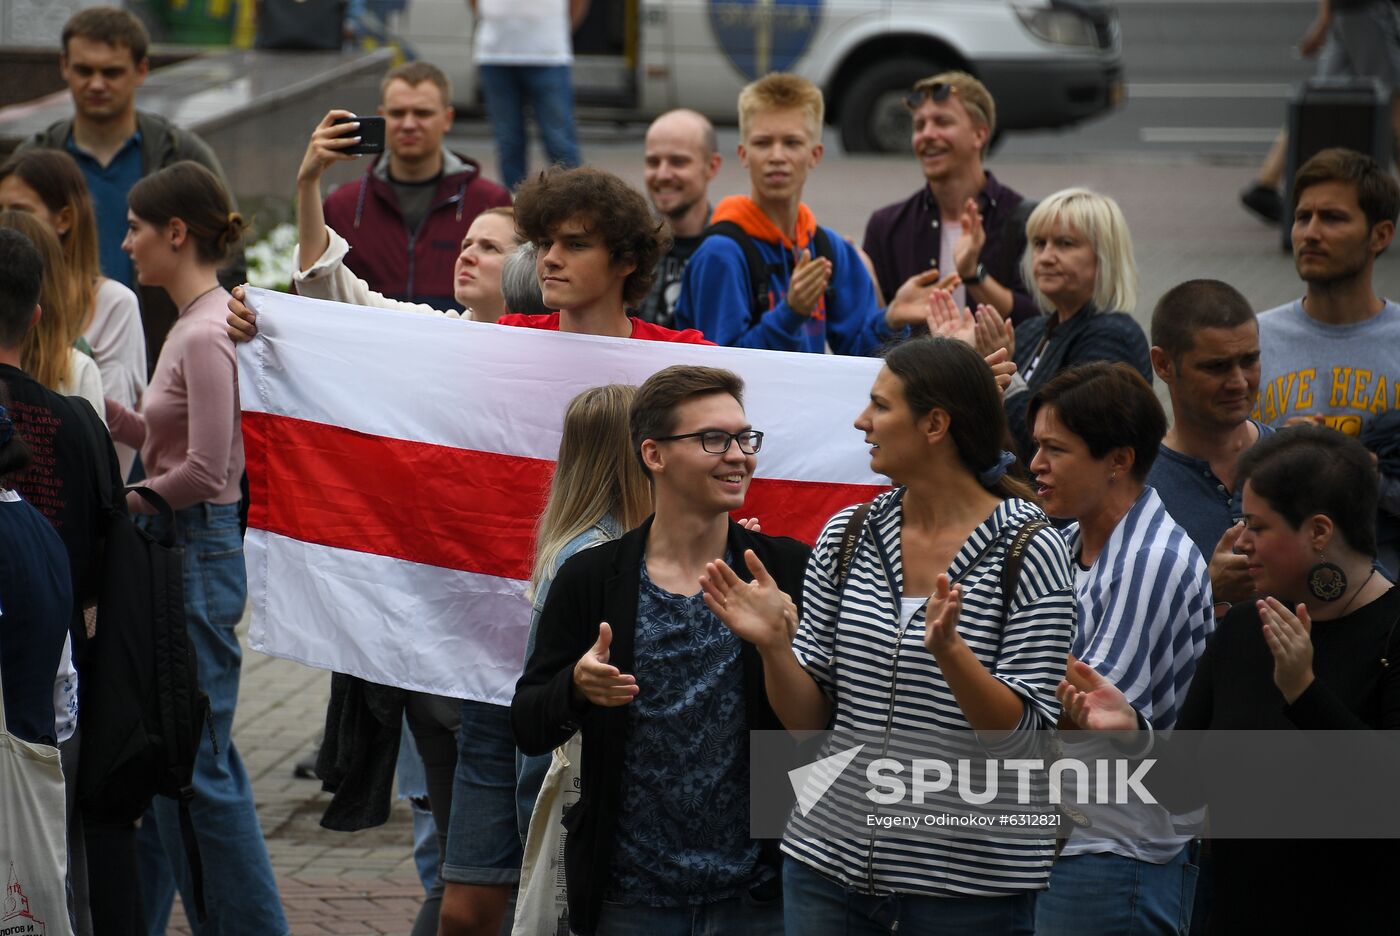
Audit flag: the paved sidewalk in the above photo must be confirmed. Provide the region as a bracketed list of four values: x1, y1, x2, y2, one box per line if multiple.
[165, 629, 427, 935]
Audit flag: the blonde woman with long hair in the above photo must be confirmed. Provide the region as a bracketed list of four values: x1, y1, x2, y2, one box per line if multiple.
[438, 383, 650, 935]
[530, 384, 653, 603]
[0, 211, 105, 420]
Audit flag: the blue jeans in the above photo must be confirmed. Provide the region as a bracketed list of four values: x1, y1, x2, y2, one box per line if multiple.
[594, 885, 783, 936]
[477, 63, 582, 190]
[1036, 845, 1198, 936]
[135, 502, 287, 935]
[441, 699, 523, 885]
[396, 714, 440, 894]
[782, 859, 1035, 935]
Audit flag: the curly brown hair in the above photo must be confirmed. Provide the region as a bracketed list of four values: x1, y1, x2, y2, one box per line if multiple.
[513, 167, 671, 308]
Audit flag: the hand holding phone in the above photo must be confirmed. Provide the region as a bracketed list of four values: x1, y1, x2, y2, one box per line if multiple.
[332, 115, 385, 155]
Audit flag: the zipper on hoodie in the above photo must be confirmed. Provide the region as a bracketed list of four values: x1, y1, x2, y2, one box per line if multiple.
[364, 170, 460, 299]
[402, 188, 463, 301]
[863, 507, 926, 897]
[858, 498, 1007, 897]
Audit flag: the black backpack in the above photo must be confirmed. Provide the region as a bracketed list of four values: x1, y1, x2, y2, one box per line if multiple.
[72, 405, 212, 919]
[704, 220, 838, 326]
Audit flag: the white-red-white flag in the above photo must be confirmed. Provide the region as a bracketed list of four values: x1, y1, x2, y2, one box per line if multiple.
[237, 288, 889, 704]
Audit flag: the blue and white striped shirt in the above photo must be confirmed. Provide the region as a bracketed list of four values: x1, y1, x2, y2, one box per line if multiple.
[1063, 487, 1213, 730]
[785, 490, 1077, 897]
[1059, 485, 1214, 862]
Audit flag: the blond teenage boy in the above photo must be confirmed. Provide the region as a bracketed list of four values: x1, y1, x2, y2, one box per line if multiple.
[674, 73, 934, 354]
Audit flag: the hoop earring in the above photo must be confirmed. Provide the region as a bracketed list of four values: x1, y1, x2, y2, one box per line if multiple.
[1307, 553, 1347, 601]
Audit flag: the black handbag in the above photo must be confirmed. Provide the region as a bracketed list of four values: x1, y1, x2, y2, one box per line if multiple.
[256, 0, 347, 51]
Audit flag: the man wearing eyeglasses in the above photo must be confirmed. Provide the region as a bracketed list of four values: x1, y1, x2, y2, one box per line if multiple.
[862, 71, 1039, 327]
[513, 364, 810, 936]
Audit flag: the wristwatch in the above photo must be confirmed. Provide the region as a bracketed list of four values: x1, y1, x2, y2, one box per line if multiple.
[964, 262, 986, 287]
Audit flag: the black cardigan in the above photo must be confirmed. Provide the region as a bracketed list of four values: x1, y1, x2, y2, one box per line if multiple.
[511, 517, 812, 935]
[1004, 304, 1151, 458]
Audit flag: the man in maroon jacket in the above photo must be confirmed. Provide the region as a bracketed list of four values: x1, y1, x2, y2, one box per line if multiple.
[323, 61, 511, 311]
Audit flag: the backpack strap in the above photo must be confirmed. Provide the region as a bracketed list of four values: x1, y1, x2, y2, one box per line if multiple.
[1000, 517, 1050, 619]
[811, 225, 838, 313]
[835, 501, 872, 592]
[704, 220, 771, 326]
[133, 481, 210, 923]
[1004, 198, 1037, 243]
[706, 220, 841, 327]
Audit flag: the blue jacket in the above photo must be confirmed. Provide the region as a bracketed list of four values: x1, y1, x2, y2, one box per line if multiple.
[675, 198, 904, 354]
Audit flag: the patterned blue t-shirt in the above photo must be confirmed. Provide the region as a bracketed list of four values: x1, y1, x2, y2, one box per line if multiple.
[606, 555, 764, 906]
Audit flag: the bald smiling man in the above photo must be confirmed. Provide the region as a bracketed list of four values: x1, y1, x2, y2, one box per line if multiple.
[637, 109, 723, 328]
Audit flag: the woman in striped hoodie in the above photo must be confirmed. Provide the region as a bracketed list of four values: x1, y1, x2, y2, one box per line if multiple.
[701, 336, 1076, 934]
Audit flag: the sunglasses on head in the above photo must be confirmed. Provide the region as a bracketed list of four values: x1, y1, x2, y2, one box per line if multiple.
[904, 82, 956, 110]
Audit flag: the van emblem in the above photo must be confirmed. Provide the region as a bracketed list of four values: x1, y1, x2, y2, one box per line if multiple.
[708, 0, 825, 80]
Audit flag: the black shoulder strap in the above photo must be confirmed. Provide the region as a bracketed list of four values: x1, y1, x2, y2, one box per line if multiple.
[835, 502, 872, 591]
[811, 225, 836, 265]
[1001, 517, 1050, 618]
[1005, 198, 1037, 242]
[704, 220, 770, 325]
[811, 226, 838, 313]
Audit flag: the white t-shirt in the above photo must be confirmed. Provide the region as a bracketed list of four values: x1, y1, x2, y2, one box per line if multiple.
[939, 220, 967, 312]
[86, 278, 147, 477]
[474, 0, 573, 65]
[57, 348, 105, 426]
[86, 278, 147, 412]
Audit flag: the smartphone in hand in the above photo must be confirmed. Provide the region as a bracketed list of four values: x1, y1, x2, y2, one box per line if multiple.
[332, 115, 385, 155]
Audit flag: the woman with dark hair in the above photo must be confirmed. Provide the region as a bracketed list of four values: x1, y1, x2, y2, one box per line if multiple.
[1025, 362, 1214, 935]
[0, 149, 145, 473]
[1059, 424, 1399, 933]
[103, 161, 287, 934]
[702, 337, 1075, 933]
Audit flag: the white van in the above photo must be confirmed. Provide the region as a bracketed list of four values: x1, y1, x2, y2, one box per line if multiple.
[398, 0, 1123, 151]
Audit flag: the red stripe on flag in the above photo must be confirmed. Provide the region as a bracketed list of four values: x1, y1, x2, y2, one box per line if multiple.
[243, 411, 552, 580]
[243, 413, 887, 578]
[743, 477, 888, 544]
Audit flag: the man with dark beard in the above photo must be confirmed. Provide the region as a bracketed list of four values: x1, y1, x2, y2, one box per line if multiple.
[636, 109, 722, 328]
[1255, 147, 1400, 572]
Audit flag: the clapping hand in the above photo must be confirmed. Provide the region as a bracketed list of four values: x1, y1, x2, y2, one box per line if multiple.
[788, 249, 833, 318]
[922, 573, 968, 656]
[1208, 522, 1254, 605]
[925, 289, 978, 345]
[972, 305, 1014, 358]
[1259, 597, 1315, 703]
[1056, 659, 1138, 732]
[954, 198, 987, 281]
[699, 549, 792, 650]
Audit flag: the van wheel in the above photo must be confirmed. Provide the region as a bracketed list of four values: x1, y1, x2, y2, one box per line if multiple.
[839, 56, 947, 153]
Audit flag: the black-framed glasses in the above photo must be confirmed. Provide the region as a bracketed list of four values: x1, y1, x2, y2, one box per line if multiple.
[904, 81, 955, 110]
[653, 429, 765, 455]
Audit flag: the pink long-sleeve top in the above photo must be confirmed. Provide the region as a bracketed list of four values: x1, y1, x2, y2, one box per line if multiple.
[107, 287, 244, 513]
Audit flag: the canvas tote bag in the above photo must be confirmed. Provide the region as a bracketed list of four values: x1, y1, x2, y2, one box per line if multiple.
[0, 662, 75, 936]
[511, 735, 581, 936]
